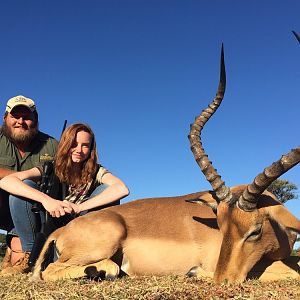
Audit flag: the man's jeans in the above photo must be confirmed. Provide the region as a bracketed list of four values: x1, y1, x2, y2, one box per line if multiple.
[9, 180, 42, 252]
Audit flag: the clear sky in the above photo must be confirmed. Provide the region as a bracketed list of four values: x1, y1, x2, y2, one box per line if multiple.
[0, 1, 299, 237]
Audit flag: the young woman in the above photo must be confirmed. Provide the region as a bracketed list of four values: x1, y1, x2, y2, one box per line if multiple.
[0, 123, 129, 274]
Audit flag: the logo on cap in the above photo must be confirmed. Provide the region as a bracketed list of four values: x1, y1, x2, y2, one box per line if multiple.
[5, 95, 36, 113]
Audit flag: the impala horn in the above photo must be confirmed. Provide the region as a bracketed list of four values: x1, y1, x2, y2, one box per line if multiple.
[238, 147, 300, 211]
[292, 31, 300, 43]
[189, 44, 232, 203]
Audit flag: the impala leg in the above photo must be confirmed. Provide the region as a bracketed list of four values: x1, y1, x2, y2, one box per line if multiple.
[42, 259, 120, 281]
[248, 257, 300, 281]
[85, 258, 120, 280]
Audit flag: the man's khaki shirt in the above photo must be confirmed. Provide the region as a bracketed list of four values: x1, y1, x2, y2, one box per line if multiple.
[0, 127, 58, 171]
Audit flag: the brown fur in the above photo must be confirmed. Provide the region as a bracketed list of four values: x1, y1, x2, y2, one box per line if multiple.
[31, 186, 300, 282]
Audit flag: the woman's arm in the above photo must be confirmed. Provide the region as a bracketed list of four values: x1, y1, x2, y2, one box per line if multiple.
[72, 173, 129, 213]
[0, 167, 73, 217]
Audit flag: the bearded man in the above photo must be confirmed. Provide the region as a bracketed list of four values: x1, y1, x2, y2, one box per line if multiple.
[0, 95, 58, 274]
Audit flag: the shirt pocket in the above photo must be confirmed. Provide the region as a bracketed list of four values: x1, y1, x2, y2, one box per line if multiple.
[0, 157, 16, 170]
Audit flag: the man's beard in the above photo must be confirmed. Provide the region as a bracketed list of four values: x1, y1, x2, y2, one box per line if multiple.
[2, 122, 39, 146]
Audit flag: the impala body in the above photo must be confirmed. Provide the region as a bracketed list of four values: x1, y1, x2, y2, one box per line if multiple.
[32, 40, 300, 283]
[31, 185, 300, 282]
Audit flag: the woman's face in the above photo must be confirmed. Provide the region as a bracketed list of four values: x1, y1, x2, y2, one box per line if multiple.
[70, 130, 92, 164]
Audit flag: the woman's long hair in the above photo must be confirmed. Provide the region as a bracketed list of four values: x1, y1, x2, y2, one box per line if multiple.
[54, 123, 98, 186]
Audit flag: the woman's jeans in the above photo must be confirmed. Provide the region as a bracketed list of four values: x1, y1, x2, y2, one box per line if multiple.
[9, 181, 109, 252]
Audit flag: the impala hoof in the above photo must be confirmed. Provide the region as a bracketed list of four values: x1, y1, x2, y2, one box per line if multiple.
[85, 266, 101, 277]
[186, 266, 198, 277]
[106, 274, 117, 281]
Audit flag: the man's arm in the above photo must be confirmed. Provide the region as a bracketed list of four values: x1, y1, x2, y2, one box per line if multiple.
[0, 168, 16, 180]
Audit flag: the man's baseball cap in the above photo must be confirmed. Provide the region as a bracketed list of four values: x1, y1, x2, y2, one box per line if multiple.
[5, 95, 37, 113]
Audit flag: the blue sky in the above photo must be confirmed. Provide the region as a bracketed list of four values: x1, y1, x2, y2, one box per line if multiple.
[0, 1, 299, 237]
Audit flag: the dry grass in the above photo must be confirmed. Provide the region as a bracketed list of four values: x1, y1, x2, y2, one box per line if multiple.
[1, 250, 299, 300]
[0, 272, 299, 300]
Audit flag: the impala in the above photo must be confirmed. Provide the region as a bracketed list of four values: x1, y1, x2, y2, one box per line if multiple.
[32, 43, 300, 283]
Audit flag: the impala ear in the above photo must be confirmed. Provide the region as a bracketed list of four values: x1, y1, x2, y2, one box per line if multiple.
[267, 204, 300, 234]
[186, 198, 218, 214]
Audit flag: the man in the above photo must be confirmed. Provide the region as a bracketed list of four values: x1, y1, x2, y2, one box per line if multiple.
[0, 95, 58, 274]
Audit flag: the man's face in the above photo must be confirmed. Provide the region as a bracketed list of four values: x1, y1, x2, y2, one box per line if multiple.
[3, 106, 38, 145]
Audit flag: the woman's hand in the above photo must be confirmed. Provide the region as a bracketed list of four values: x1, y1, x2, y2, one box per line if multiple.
[41, 197, 74, 218]
[64, 200, 81, 215]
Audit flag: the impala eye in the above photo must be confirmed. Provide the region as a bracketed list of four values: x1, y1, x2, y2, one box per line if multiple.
[246, 226, 262, 241]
